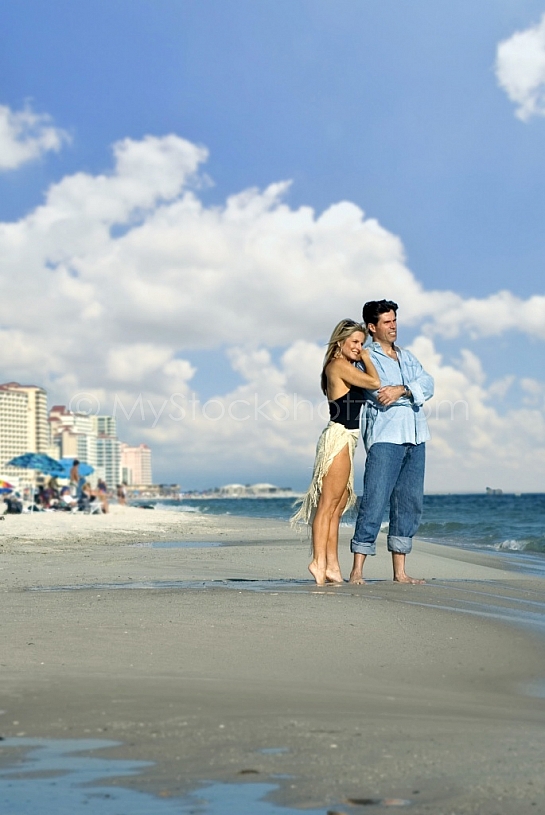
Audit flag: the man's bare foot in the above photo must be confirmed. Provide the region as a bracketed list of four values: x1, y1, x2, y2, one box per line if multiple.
[350, 553, 367, 584]
[309, 561, 326, 585]
[393, 574, 425, 584]
[325, 569, 344, 584]
[391, 553, 424, 584]
[348, 571, 366, 585]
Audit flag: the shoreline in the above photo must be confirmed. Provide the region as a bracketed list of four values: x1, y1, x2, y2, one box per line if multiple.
[1, 503, 544, 576]
[1, 508, 545, 813]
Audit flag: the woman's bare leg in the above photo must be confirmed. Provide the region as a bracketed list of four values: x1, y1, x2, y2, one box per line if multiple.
[325, 489, 348, 583]
[309, 446, 351, 585]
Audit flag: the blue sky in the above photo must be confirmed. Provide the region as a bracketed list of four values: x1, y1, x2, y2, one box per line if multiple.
[1, 1, 544, 489]
[2, 0, 545, 295]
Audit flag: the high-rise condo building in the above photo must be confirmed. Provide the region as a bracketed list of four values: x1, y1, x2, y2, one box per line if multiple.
[120, 443, 152, 485]
[0, 382, 48, 482]
[48, 405, 98, 474]
[92, 415, 117, 438]
[92, 416, 121, 488]
[0, 388, 31, 481]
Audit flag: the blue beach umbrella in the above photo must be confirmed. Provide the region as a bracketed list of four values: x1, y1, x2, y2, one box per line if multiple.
[8, 453, 66, 476]
[57, 458, 94, 477]
[7, 453, 66, 511]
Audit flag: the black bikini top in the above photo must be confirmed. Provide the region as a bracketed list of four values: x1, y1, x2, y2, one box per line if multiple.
[328, 385, 367, 429]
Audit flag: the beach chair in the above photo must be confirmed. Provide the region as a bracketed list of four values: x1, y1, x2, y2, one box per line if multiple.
[78, 494, 102, 514]
[87, 498, 102, 515]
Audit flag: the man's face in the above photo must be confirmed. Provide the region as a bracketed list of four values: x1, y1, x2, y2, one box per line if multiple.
[369, 310, 397, 344]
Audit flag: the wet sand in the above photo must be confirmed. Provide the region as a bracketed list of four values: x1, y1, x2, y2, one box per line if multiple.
[1, 506, 545, 813]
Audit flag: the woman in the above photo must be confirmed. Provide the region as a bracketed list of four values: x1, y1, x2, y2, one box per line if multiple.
[291, 319, 380, 585]
[116, 483, 127, 506]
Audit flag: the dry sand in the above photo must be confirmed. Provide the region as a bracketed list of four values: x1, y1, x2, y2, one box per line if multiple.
[1, 505, 545, 813]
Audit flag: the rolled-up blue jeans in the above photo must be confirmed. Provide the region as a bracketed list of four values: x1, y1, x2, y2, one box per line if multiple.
[350, 442, 425, 555]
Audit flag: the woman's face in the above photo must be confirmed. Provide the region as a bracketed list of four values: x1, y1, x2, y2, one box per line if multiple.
[340, 330, 365, 361]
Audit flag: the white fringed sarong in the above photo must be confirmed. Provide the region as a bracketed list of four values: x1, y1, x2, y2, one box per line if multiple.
[290, 421, 360, 528]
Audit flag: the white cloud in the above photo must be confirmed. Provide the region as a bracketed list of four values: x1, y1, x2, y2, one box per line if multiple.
[107, 344, 191, 384]
[281, 341, 325, 397]
[421, 290, 545, 341]
[408, 337, 545, 491]
[0, 103, 70, 169]
[0, 127, 543, 489]
[111, 333, 545, 492]
[496, 14, 545, 120]
[521, 377, 545, 407]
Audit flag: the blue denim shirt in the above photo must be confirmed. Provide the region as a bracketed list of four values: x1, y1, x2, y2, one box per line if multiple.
[358, 342, 434, 451]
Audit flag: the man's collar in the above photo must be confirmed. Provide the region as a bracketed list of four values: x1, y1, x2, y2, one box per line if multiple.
[370, 340, 401, 354]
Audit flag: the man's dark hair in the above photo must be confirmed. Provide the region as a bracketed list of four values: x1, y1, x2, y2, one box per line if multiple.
[362, 299, 398, 327]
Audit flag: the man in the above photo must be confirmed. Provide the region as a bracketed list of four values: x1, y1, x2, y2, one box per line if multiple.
[69, 459, 80, 497]
[349, 300, 434, 584]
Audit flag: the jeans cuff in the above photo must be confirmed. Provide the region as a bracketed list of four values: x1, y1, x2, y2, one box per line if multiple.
[350, 539, 376, 555]
[387, 535, 412, 554]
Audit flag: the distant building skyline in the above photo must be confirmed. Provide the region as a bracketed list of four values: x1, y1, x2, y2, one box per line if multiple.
[0, 382, 152, 488]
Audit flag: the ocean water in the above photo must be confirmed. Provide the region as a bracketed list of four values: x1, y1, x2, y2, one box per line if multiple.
[418, 493, 545, 556]
[133, 493, 545, 562]
[143, 497, 301, 521]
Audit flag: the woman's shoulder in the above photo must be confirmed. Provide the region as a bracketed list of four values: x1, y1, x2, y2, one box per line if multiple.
[324, 357, 340, 376]
[326, 357, 355, 382]
[326, 357, 354, 372]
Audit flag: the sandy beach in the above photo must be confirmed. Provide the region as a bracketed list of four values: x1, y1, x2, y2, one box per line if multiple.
[1, 506, 545, 814]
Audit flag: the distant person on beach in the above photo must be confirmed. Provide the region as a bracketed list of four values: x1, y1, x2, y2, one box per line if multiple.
[97, 478, 109, 513]
[291, 319, 380, 585]
[58, 486, 76, 511]
[349, 300, 434, 585]
[4, 493, 23, 514]
[78, 482, 93, 512]
[69, 460, 80, 496]
[48, 476, 60, 500]
[116, 484, 127, 506]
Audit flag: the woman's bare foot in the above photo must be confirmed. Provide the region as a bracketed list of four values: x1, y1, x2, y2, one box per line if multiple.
[309, 560, 326, 585]
[348, 570, 365, 585]
[325, 569, 344, 584]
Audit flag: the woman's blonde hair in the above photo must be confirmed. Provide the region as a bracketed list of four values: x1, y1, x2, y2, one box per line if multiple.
[320, 319, 367, 395]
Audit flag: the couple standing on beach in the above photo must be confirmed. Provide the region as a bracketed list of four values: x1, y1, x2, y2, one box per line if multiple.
[292, 299, 434, 586]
